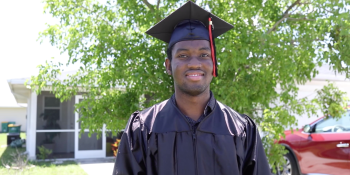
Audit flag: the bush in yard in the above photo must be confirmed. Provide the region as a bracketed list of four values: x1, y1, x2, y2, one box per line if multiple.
[37, 146, 52, 160]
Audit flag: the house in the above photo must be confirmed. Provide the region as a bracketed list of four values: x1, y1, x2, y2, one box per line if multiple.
[7, 65, 350, 160]
[0, 79, 27, 132]
[0, 104, 27, 131]
[7, 74, 124, 160]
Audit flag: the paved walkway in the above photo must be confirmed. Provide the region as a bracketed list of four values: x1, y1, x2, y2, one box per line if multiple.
[75, 157, 115, 175]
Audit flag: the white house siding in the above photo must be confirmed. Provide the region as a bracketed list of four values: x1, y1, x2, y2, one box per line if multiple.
[0, 107, 27, 131]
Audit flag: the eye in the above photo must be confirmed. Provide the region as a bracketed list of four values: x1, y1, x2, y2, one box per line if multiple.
[178, 54, 188, 58]
[200, 53, 210, 57]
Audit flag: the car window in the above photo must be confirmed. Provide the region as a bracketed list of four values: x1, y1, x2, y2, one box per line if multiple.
[315, 111, 350, 133]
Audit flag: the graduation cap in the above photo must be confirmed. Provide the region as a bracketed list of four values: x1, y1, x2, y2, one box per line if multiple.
[146, 1, 233, 77]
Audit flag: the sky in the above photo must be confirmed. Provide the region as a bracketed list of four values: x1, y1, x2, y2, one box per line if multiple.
[0, 0, 71, 106]
[0, 0, 155, 107]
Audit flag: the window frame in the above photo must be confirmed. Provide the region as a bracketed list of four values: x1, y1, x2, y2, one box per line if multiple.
[42, 96, 61, 122]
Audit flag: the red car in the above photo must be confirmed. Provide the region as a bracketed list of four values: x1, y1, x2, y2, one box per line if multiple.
[278, 110, 350, 175]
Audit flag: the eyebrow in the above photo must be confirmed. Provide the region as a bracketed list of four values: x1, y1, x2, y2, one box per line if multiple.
[175, 47, 210, 53]
[175, 48, 189, 53]
[199, 47, 210, 51]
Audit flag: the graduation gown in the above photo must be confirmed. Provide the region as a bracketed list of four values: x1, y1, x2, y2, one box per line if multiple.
[113, 94, 271, 175]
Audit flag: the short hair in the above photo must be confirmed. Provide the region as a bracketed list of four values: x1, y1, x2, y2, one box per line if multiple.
[166, 45, 174, 61]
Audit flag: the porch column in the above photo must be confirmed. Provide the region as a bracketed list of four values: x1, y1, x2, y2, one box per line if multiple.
[28, 91, 37, 160]
[26, 97, 31, 158]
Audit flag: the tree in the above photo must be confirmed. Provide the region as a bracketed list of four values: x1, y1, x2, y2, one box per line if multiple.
[29, 0, 350, 168]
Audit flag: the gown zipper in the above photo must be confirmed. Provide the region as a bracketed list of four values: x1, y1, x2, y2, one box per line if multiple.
[193, 126, 198, 175]
[170, 97, 216, 175]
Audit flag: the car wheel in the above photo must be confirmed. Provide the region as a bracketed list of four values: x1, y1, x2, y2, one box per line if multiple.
[278, 151, 299, 175]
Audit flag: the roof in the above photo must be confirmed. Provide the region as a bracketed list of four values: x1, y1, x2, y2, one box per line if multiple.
[0, 104, 27, 108]
[7, 70, 126, 104]
[7, 78, 31, 104]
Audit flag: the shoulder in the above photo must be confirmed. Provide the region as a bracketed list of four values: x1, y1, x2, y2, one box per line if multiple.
[215, 101, 258, 134]
[126, 99, 170, 132]
[216, 101, 253, 124]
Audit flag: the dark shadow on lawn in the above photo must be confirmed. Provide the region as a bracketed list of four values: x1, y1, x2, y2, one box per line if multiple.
[0, 146, 78, 168]
[0, 146, 26, 168]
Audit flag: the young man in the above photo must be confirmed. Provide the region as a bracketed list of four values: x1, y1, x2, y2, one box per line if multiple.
[113, 1, 270, 175]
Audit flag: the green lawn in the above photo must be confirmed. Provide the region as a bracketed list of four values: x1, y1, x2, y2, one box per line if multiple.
[0, 133, 87, 175]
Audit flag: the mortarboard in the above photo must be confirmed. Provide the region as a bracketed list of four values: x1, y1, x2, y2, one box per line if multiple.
[146, 1, 233, 77]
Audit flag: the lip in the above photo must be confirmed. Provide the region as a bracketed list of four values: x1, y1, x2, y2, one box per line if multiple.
[185, 71, 205, 81]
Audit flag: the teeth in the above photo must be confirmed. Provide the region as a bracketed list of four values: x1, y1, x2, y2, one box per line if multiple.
[188, 74, 201, 76]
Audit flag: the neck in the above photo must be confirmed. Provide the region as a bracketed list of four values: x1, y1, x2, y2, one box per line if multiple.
[174, 89, 210, 121]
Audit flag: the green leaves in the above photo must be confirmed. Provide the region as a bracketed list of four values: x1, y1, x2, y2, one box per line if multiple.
[313, 82, 349, 119]
[29, 0, 350, 167]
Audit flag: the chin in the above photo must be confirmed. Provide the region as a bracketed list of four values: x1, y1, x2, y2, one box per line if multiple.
[178, 85, 209, 96]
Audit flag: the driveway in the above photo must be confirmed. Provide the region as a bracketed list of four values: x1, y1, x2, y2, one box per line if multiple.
[75, 157, 115, 175]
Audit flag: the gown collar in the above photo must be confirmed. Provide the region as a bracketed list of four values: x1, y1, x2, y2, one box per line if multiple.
[170, 91, 216, 116]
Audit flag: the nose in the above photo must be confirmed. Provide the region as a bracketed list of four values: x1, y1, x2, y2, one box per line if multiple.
[187, 57, 202, 69]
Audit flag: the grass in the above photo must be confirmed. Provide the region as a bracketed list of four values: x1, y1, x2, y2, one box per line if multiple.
[0, 132, 88, 175]
[0, 132, 26, 167]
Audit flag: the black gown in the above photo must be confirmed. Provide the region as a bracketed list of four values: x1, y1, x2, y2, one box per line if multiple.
[113, 94, 271, 175]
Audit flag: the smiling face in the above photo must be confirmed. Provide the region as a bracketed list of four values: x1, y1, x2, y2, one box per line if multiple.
[165, 40, 213, 96]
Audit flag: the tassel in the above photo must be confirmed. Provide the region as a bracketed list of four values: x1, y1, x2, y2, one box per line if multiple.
[208, 17, 217, 77]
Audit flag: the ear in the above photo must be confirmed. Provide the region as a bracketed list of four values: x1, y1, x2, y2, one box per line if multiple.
[165, 58, 172, 75]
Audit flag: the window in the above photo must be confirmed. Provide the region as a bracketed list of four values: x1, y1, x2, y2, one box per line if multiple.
[45, 97, 60, 107]
[315, 111, 350, 133]
[42, 97, 60, 129]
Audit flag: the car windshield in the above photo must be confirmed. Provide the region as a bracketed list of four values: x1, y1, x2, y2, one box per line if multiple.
[314, 110, 350, 133]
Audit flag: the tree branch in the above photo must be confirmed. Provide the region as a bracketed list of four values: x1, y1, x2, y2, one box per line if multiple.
[156, 0, 160, 10]
[142, 0, 155, 12]
[299, 2, 312, 5]
[281, 0, 301, 19]
[142, 0, 161, 22]
[267, 0, 301, 34]
[287, 17, 315, 21]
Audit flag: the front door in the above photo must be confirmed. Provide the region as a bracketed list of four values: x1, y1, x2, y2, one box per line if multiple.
[74, 95, 106, 159]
